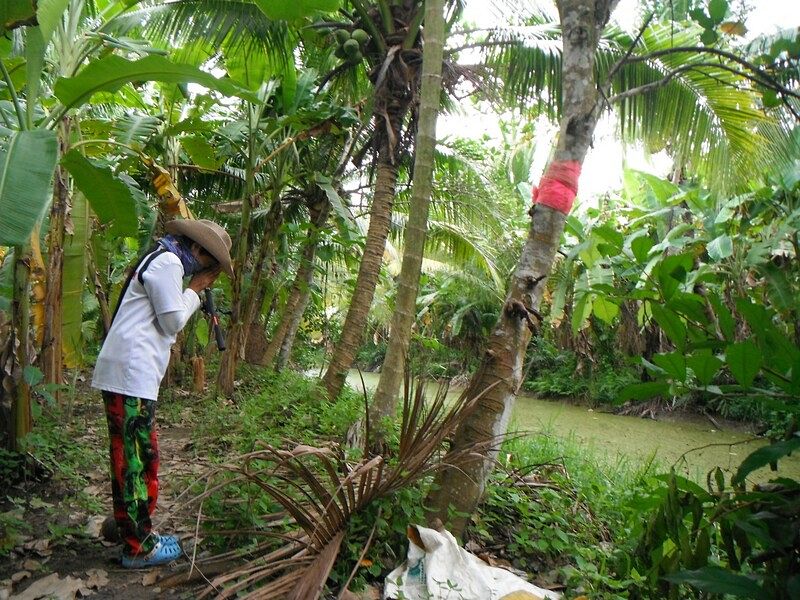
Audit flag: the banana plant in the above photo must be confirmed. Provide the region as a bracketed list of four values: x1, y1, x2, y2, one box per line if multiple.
[0, 0, 259, 450]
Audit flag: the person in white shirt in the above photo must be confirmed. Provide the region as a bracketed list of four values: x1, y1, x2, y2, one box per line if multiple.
[92, 219, 233, 568]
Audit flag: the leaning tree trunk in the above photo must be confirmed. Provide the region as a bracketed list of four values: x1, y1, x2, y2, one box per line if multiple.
[370, 0, 445, 443]
[264, 191, 330, 369]
[273, 197, 331, 371]
[427, 0, 620, 536]
[240, 197, 284, 352]
[321, 153, 400, 401]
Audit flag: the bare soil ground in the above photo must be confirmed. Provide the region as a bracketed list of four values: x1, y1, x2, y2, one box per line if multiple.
[1, 410, 212, 599]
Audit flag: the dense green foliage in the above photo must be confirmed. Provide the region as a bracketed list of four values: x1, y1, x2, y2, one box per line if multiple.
[1, 0, 799, 597]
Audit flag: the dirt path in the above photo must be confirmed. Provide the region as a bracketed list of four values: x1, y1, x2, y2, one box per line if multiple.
[1, 417, 212, 599]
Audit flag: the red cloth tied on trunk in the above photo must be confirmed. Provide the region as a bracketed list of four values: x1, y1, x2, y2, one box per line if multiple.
[531, 160, 581, 214]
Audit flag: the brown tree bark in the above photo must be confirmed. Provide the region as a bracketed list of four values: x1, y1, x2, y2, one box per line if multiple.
[321, 157, 400, 401]
[6, 245, 33, 451]
[40, 140, 68, 395]
[427, 0, 621, 536]
[265, 194, 330, 370]
[240, 198, 284, 353]
[370, 0, 446, 440]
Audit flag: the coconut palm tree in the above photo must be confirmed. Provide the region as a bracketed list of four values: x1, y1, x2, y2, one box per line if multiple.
[427, 0, 800, 534]
[368, 0, 446, 442]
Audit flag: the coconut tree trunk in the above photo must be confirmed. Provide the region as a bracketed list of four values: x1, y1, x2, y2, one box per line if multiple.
[370, 0, 445, 438]
[427, 0, 620, 536]
[321, 155, 399, 401]
[266, 194, 330, 369]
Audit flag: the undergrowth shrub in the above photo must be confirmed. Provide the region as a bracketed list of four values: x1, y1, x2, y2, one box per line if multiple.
[523, 340, 638, 406]
[195, 366, 363, 454]
[469, 429, 661, 598]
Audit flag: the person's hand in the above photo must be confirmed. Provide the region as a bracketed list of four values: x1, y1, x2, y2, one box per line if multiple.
[188, 265, 222, 293]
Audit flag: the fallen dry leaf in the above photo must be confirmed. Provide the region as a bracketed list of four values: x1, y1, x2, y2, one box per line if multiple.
[10, 571, 30, 584]
[85, 516, 106, 538]
[84, 569, 108, 590]
[12, 573, 84, 600]
[22, 539, 52, 558]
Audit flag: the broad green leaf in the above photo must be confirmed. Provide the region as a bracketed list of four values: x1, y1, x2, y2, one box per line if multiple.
[654, 352, 687, 381]
[0, 0, 35, 33]
[510, 144, 533, 185]
[0, 129, 58, 246]
[617, 381, 669, 404]
[690, 9, 713, 29]
[253, 0, 339, 20]
[651, 303, 687, 351]
[112, 114, 162, 147]
[631, 235, 654, 262]
[687, 351, 723, 386]
[701, 28, 718, 45]
[36, 0, 69, 44]
[224, 45, 269, 90]
[656, 252, 693, 300]
[23, 365, 43, 386]
[706, 234, 733, 261]
[708, 292, 735, 340]
[181, 135, 222, 170]
[578, 239, 602, 268]
[734, 299, 771, 335]
[196, 319, 210, 347]
[61, 150, 138, 237]
[665, 567, 767, 599]
[62, 191, 88, 368]
[638, 171, 679, 204]
[725, 341, 762, 388]
[564, 215, 585, 239]
[708, 0, 728, 24]
[315, 173, 358, 235]
[592, 296, 619, 324]
[668, 292, 708, 324]
[571, 291, 593, 333]
[732, 435, 800, 485]
[763, 265, 798, 312]
[25, 26, 45, 127]
[593, 224, 623, 250]
[54, 55, 259, 111]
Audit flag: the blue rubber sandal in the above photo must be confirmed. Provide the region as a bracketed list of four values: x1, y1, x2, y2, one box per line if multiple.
[158, 534, 181, 549]
[121, 538, 182, 568]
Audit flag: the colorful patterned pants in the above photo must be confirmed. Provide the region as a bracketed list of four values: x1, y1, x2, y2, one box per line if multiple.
[102, 391, 159, 556]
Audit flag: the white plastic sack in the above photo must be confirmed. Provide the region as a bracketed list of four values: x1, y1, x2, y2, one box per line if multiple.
[384, 525, 561, 600]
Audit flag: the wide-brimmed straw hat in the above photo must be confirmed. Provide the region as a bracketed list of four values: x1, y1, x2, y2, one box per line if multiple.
[165, 219, 234, 278]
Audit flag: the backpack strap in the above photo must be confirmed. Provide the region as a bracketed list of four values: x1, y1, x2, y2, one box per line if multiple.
[109, 246, 168, 328]
[137, 247, 168, 286]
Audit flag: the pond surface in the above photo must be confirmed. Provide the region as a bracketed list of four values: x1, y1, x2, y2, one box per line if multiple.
[346, 370, 800, 483]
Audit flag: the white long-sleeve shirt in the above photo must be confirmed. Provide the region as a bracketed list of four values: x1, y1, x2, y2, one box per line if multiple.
[92, 250, 201, 400]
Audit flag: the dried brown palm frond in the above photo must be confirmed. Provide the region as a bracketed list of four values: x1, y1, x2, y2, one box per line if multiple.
[165, 375, 495, 600]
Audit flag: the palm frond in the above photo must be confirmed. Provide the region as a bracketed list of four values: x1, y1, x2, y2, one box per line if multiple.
[606, 23, 794, 193]
[156, 377, 488, 599]
[112, 113, 163, 147]
[110, 0, 295, 59]
[459, 20, 563, 117]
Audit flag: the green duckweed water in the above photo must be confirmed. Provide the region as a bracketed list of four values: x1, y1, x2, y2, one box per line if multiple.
[346, 370, 800, 483]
